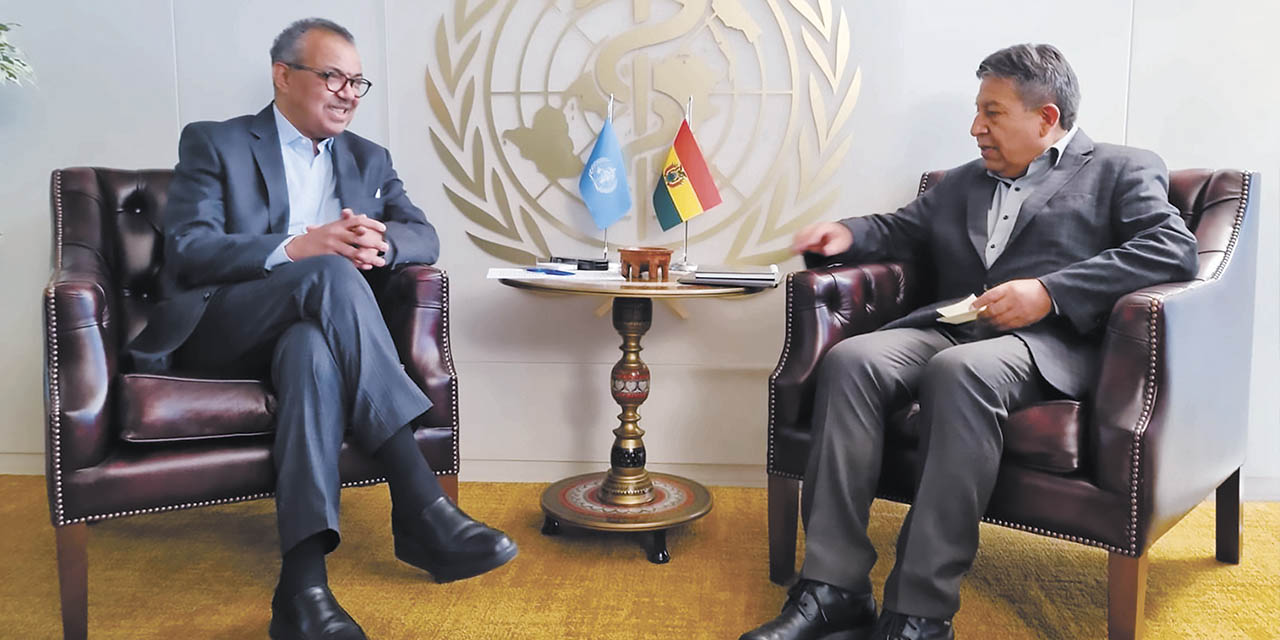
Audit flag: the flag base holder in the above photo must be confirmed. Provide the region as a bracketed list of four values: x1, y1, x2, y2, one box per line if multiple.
[669, 260, 697, 273]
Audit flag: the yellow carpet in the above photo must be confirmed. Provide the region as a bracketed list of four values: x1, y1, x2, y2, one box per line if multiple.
[0, 475, 1275, 639]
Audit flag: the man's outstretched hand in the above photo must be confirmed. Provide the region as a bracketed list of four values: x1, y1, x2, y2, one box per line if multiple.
[791, 221, 854, 256]
[974, 279, 1053, 330]
[285, 208, 390, 270]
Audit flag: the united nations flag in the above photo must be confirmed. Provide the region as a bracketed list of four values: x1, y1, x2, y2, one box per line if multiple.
[578, 116, 631, 230]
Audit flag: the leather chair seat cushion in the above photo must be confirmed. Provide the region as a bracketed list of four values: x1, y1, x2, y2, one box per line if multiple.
[889, 399, 1084, 474]
[117, 374, 276, 442]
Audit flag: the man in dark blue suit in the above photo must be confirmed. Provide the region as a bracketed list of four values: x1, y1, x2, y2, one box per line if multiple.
[127, 18, 516, 640]
[741, 44, 1197, 640]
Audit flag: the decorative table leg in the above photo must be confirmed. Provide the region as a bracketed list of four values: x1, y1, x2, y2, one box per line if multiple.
[600, 297, 654, 505]
[542, 516, 561, 536]
[648, 529, 670, 564]
[538, 296, 712, 561]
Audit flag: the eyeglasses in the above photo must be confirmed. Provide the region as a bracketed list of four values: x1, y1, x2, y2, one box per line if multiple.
[285, 63, 373, 98]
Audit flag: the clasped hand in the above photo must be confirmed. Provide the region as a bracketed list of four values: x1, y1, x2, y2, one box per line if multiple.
[285, 209, 389, 270]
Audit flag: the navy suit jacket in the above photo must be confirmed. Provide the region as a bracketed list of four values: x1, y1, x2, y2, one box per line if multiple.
[834, 130, 1197, 397]
[128, 104, 439, 371]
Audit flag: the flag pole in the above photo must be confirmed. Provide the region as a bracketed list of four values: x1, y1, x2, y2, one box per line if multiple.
[602, 93, 615, 261]
[674, 96, 696, 272]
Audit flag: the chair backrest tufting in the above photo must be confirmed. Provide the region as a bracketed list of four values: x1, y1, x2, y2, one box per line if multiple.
[920, 168, 1251, 282]
[54, 168, 172, 347]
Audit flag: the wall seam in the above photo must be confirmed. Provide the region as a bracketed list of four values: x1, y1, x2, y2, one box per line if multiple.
[1122, 0, 1136, 145]
[382, 0, 394, 151]
[169, 0, 182, 132]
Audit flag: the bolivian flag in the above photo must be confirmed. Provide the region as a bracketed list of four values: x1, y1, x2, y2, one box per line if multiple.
[653, 120, 721, 231]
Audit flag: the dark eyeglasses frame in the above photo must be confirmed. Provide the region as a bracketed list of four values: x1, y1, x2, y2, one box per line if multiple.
[285, 62, 373, 98]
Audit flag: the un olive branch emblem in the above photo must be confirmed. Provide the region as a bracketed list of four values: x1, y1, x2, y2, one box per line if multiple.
[426, 0, 860, 265]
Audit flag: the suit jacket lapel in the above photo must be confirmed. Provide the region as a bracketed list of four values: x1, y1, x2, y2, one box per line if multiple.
[1004, 130, 1095, 248]
[330, 134, 362, 211]
[966, 175, 996, 263]
[249, 105, 289, 233]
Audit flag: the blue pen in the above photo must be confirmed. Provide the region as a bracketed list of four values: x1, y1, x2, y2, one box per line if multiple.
[526, 267, 574, 276]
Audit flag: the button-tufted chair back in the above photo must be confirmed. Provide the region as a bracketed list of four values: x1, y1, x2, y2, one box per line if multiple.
[920, 168, 1250, 281]
[54, 168, 171, 348]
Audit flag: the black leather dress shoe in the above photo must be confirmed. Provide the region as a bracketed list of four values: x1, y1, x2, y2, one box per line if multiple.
[268, 585, 367, 640]
[392, 496, 518, 583]
[870, 611, 954, 640]
[739, 579, 877, 640]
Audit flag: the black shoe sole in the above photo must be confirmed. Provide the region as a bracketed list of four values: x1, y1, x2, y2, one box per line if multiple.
[268, 618, 368, 640]
[823, 629, 873, 640]
[395, 539, 519, 583]
[267, 619, 304, 640]
[740, 626, 872, 640]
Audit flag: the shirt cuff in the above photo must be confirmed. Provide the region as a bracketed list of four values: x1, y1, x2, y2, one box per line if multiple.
[265, 235, 298, 271]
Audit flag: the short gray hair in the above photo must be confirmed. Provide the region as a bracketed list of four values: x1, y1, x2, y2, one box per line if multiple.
[270, 18, 354, 65]
[977, 44, 1080, 130]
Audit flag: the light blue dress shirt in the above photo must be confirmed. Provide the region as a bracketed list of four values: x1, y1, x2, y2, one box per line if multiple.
[264, 105, 343, 270]
[983, 125, 1079, 268]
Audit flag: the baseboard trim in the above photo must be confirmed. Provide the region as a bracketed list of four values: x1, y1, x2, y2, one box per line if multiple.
[0, 453, 44, 475]
[460, 459, 768, 488]
[4, 455, 1277, 499]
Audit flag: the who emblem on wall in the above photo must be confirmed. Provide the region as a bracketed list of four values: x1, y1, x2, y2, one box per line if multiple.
[427, 0, 861, 265]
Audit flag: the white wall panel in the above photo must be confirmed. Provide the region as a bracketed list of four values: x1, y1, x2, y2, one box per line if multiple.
[1126, 0, 1280, 496]
[0, 0, 180, 455]
[173, 1, 390, 147]
[836, 0, 1133, 216]
[457, 361, 769, 469]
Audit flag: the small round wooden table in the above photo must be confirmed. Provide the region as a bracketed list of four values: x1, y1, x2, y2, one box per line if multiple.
[499, 276, 762, 563]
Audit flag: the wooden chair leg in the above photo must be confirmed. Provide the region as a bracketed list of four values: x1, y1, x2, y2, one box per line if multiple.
[439, 474, 459, 504]
[768, 475, 800, 585]
[1108, 552, 1148, 640]
[55, 522, 88, 640]
[1216, 467, 1241, 564]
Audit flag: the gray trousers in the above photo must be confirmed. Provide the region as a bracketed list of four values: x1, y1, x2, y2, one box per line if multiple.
[178, 255, 433, 553]
[798, 326, 1048, 619]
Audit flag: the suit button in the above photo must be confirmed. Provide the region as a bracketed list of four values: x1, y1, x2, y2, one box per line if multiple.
[203, 292, 211, 300]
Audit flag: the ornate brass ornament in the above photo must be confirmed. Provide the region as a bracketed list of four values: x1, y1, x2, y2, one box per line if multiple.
[427, 0, 861, 265]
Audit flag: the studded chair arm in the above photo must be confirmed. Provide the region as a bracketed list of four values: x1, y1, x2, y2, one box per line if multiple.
[1090, 172, 1259, 554]
[769, 262, 928, 437]
[44, 251, 120, 483]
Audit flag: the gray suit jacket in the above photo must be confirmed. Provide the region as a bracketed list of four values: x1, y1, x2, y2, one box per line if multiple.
[128, 104, 439, 371]
[835, 130, 1197, 397]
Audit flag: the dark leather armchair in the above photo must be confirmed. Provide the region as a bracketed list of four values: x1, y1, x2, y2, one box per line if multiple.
[43, 167, 461, 640]
[766, 169, 1259, 640]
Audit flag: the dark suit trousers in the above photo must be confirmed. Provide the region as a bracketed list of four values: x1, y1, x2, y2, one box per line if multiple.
[177, 255, 433, 554]
[799, 326, 1049, 619]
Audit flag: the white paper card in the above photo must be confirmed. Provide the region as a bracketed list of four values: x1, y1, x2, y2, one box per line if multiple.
[936, 294, 985, 325]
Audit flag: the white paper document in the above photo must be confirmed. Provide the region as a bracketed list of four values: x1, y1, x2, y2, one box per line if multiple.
[936, 294, 986, 325]
[487, 267, 625, 282]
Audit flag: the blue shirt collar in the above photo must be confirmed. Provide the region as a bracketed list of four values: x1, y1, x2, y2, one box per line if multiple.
[272, 104, 333, 154]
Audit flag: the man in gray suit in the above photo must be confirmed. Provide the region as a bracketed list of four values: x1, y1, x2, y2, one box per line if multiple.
[127, 18, 516, 640]
[741, 44, 1196, 640]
